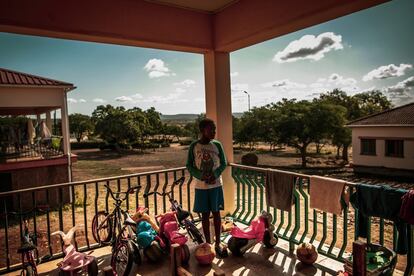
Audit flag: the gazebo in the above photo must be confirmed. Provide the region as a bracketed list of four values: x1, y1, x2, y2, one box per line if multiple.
[0, 68, 76, 208]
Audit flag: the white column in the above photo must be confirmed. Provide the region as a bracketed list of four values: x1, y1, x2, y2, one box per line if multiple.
[204, 51, 235, 214]
[46, 112, 52, 133]
[61, 90, 72, 182]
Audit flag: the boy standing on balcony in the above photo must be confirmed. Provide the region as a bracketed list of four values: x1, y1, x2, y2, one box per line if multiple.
[186, 118, 228, 257]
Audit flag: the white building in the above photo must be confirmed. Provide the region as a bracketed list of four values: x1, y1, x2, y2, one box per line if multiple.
[347, 102, 414, 178]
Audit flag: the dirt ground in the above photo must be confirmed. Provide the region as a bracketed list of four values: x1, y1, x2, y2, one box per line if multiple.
[72, 143, 413, 188]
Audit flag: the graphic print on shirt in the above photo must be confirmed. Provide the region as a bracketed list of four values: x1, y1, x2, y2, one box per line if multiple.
[200, 150, 214, 182]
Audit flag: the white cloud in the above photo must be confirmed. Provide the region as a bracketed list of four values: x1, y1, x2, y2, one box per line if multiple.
[261, 79, 306, 90]
[144, 93, 188, 104]
[131, 93, 143, 99]
[384, 76, 414, 94]
[67, 98, 77, 103]
[328, 73, 357, 87]
[363, 64, 412, 81]
[174, 79, 196, 87]
[93, 98, 105, 103]
[230, 72, 239, 78]
[273, 32, 343, 63]
[231, 83, 249, 91]
[175, 87, 186, 93]
[115, 96, 134, 102]
[79, 99, 87, 103]
[308, 73, 359, 95]
[143, 59, 173, 78]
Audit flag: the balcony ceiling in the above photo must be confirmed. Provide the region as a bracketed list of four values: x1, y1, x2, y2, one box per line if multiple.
[0, 0, 390, 53]
[145, 0, 239, 13]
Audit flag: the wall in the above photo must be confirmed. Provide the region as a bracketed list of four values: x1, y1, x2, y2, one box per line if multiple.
[0, 87, 63, 108]
[351, 126, 414, 171]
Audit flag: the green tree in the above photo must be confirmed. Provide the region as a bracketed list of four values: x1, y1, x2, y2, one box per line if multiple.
[353, 90, 393, 118]
[317, 89, 392, 161]
[92, 105, 142, 149]
[274, 99, 346, 167]
[184, 114, 205, 140]
[144, 107, 162, 137]
[162, 124, 184, 142]
[69, 113, 94, 142]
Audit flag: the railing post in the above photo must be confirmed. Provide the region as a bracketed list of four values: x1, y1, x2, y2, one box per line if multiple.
[353, 240, 366, 276]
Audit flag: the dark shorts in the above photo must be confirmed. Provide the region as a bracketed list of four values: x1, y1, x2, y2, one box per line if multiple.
[193, 186, 224, 213]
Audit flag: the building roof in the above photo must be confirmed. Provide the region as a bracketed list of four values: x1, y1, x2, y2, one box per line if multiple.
[347, 102, 414, 126]
[0, 68, 74, 88]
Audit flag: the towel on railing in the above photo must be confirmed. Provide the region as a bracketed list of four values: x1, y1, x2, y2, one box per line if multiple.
[400, 189, 414, 225]
[350, 184, 408, 255]
[310, 175, 348, 215]
[265, 170, 295, 212]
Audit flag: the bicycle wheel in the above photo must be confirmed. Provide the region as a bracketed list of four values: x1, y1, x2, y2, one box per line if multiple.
[92, 211, 113, 244]
[20, 265, 34, 276]
[111, 240, 134, 276]
[186, 221, 204, 244]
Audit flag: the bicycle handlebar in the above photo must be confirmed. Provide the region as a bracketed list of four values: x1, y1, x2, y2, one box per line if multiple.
[104, 185, 141, 201]
[143, 177, 185, 198]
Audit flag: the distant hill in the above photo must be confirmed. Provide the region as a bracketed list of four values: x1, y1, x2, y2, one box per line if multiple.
[161, 112, 243, 123]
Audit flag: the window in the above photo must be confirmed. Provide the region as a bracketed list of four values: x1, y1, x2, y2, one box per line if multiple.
[360, 139, 376, 155]
[385, 140, 404, 158]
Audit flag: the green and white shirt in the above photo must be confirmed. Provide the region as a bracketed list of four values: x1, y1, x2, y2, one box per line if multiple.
[186, 139, 227, 190]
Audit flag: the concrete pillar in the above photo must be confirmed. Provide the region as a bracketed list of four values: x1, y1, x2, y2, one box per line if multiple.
[204, 51, 234, 214]
[61, 90, 72, 182]
[46, 112, 52, 132]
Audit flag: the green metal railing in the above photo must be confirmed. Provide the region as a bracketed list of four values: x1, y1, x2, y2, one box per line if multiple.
[0, 167, 195, 274]
[230, 163, 414, 276]
[1, 163, 413, 274]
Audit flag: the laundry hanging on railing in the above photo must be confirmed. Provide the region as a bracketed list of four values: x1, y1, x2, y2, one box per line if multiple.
[400, 189, 414, 225]
[264, 170, 295, 212]
[309, 175, 349, 215]
[350, 184, 408, 255]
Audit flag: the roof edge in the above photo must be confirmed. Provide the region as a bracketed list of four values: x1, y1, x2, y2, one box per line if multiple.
[0, 67, 74, 87]
[346, 102, 414, 126]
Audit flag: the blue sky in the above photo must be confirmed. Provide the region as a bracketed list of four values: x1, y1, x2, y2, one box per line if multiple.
[1, 0, 413, 115]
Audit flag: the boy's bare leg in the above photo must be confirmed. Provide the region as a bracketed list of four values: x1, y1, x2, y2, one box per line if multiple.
[202, 212, 211, 243]
[213, 211, 228, 257]
[212, 211, 221, 246]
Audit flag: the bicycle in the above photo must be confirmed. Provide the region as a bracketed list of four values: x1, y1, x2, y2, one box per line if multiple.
[91, 184, 141, 247]
[145, 176, 204, 246]
[91, 184, 142, 276]
[9, 207, 51, 276]
[18, 219, 39, 276]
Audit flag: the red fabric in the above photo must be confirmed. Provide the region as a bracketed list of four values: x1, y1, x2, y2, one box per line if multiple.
[400, 189, 414, 225]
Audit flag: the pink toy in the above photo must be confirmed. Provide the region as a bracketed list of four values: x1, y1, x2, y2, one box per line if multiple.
[52, 225, 98, 276]
[228, 211, 278, 256]
[156, 211, 190, 263]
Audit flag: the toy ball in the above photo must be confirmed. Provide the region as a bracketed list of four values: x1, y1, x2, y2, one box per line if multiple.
[296, 243, 318, 265]
[195, 243, 215, 265]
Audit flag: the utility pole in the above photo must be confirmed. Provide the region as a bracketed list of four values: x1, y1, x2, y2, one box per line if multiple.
[243, 90, 251, 112]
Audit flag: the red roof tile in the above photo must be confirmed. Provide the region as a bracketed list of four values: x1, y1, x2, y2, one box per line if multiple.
[0, 68, 74, 88]
[347, 102, 414, 126]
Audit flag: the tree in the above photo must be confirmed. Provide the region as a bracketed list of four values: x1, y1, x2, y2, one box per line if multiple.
[353, 90, 393, 118]
[162, 124, 184, 142]
[184, 114, 205, 140]
[317, 89, 392, 161]
[92, 105, 142, 149]
[274, 99, 346, 167]
[143, 107, 162, 137]
[69, 113, 94, 142]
